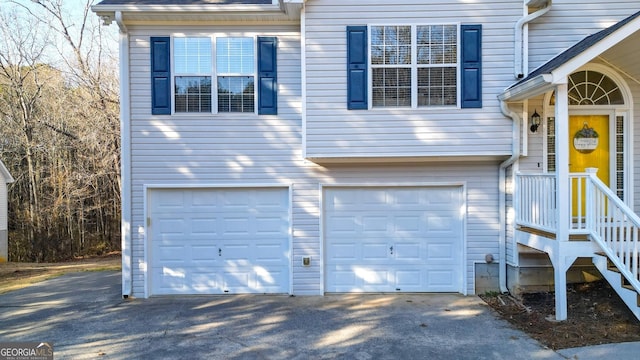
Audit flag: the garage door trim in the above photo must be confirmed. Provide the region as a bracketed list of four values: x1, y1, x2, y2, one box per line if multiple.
[320, 183, 467, 295]
[144, 183, 293, 298]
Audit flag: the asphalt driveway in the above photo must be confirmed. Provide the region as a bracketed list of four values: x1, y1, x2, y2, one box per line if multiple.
[0, 271, 564, 359]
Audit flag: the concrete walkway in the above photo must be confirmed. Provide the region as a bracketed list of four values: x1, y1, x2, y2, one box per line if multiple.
[0, 271, 623, 359]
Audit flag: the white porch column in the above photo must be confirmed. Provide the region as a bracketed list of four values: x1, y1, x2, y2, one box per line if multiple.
[554, 82, 569, 320]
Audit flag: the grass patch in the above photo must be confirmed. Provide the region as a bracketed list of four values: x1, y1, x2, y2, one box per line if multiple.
[0, 254, 120, 294]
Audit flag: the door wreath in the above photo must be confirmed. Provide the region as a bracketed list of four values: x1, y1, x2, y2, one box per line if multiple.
[573, 123, 599, 154]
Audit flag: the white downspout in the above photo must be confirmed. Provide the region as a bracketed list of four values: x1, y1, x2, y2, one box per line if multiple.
[115, 11, 132, 298]
[514, 1, 551, 79]
[498, 101, 521, 293]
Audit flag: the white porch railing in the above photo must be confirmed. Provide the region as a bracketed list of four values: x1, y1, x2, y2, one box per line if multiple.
[515, 171, 640, 294]
[514, 173, 557, 232]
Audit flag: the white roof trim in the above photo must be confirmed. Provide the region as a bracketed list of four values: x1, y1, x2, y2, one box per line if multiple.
[500, 13, 640, 102]
[92, 4, 280, 13]
[549, 15, 640, 83]
[498, 74, 554, 102]
[0, 161, 13, 183]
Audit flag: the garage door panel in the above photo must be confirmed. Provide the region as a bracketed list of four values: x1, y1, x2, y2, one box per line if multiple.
[156, 245, 187, 263]
[255, 216, 288, 234]
[396, 270, 421, 287]
[191, 191, 218, 207]
[191, 217, 219, 234]
[427, 213, 458, 232]
[325, 187, 463, 293]
[191, 272, 223, 293]
[154, 191, 186, 208]
[362, 216, 389, 233]
[326, 215, 359, 233]
[191, 246, 219, 266]
[393, 216, 421, 233]
[362, 243, 389, 261]
[153, 266, 189, 294]
[427, 269, 457, 291]
[326, 243, 357, 261]
[222, 217, 251, 235]
[426, 243, 455, 262]
[254, 267, 287, 291]
[394, 189, 421, 205]
[394, 242, 421, 261]
[255, 244, 287, 262]
[149, 188, 290, 296]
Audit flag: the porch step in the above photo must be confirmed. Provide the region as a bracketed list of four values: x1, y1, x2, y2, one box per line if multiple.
[593, 253, 640, 314]
[596, 252, 640, 276]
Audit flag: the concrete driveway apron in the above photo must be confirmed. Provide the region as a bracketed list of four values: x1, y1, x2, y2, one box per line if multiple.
[0, 271, 564, 359]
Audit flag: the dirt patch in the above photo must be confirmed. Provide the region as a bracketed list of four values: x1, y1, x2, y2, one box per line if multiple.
[481, 281, 640, 350]
[0, 252, 121, 294]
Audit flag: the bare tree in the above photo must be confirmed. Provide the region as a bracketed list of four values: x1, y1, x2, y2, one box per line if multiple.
[0, 0, 120, 261]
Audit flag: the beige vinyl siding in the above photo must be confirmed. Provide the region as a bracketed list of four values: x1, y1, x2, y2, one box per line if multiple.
[127, 25, 314, 296]
[304, 0, 520, 159]
[528, 1, 640, 73]
[631, 79, 640, 214]
[126, 18, 504, 297]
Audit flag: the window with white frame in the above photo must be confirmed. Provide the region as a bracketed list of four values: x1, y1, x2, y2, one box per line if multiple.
[370, 25, 458, 108]
[171, 37, 257, 113]
[216, 37, 255, 113]
[174, 37, 212, 113]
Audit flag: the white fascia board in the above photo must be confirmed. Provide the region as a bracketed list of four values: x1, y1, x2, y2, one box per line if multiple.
[525, 0, 549, 8]
[280, 0, 304, 15]
[498, 74, 554, 102]
[550, 16, 640, 83]
[91, 3, 284, 22]
[91, 4, 280, 13]
[0, 161, 14, 183]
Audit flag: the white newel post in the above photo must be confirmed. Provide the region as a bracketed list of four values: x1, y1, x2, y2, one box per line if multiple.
[585, 168, 598, 231]
[554, 82, 570, 321]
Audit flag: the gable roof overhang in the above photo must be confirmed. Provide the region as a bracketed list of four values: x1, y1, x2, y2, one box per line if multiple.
[499, 10, 640, 102]
[0, 161, 13, 184]
[92, 0, 305, 25]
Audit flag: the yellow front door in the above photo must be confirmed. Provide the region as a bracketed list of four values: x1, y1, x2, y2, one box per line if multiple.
[569, 115, 610, 215]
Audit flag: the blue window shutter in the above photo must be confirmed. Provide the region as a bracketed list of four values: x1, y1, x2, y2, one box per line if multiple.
[461, 25, 482, 108]
[347, 26, 368, 110]
[258, 37, 278, 115]
[150, 37, 171, 115]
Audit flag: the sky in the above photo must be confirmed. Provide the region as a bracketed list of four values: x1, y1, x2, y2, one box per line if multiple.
[0, 0, 119, 69]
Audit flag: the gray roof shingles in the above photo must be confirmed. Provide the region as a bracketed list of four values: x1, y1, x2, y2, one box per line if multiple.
[510, 9, 640, 89]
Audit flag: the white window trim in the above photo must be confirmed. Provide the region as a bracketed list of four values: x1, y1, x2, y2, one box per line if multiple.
[170, 35, 259, 115]
[215, 36, 258, 114]
[172, 36, 214, 114]
[367, 23, 461, 110]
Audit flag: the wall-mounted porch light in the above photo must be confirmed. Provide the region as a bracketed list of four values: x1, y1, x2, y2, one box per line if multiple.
[530, 109, 541, 133]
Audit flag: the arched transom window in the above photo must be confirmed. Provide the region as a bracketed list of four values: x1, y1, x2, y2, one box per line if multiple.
[550, 70, 625, 105]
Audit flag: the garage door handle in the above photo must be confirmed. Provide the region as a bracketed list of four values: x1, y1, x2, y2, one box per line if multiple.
[218, 248, 222, 257]
[389, 246, 394, 255]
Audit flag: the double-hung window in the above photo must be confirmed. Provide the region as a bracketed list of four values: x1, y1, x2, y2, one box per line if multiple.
[150, 35, 277, 115]
[174, 37, 212, 113]
[347, 24, 482, 110]
[371, 25, 458, 108]
[216, 37, 255, 113]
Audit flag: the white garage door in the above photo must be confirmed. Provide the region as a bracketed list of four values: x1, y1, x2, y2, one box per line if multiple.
[148, 188, 290, 295]
[324, 187, 464, 293]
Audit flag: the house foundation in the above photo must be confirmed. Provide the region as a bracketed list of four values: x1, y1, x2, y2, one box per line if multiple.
[475, 263, 500, 294]
[507, 254, 602, 296]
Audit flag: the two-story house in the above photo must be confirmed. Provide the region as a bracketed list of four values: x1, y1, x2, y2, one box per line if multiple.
[93, 0, 640, 321]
